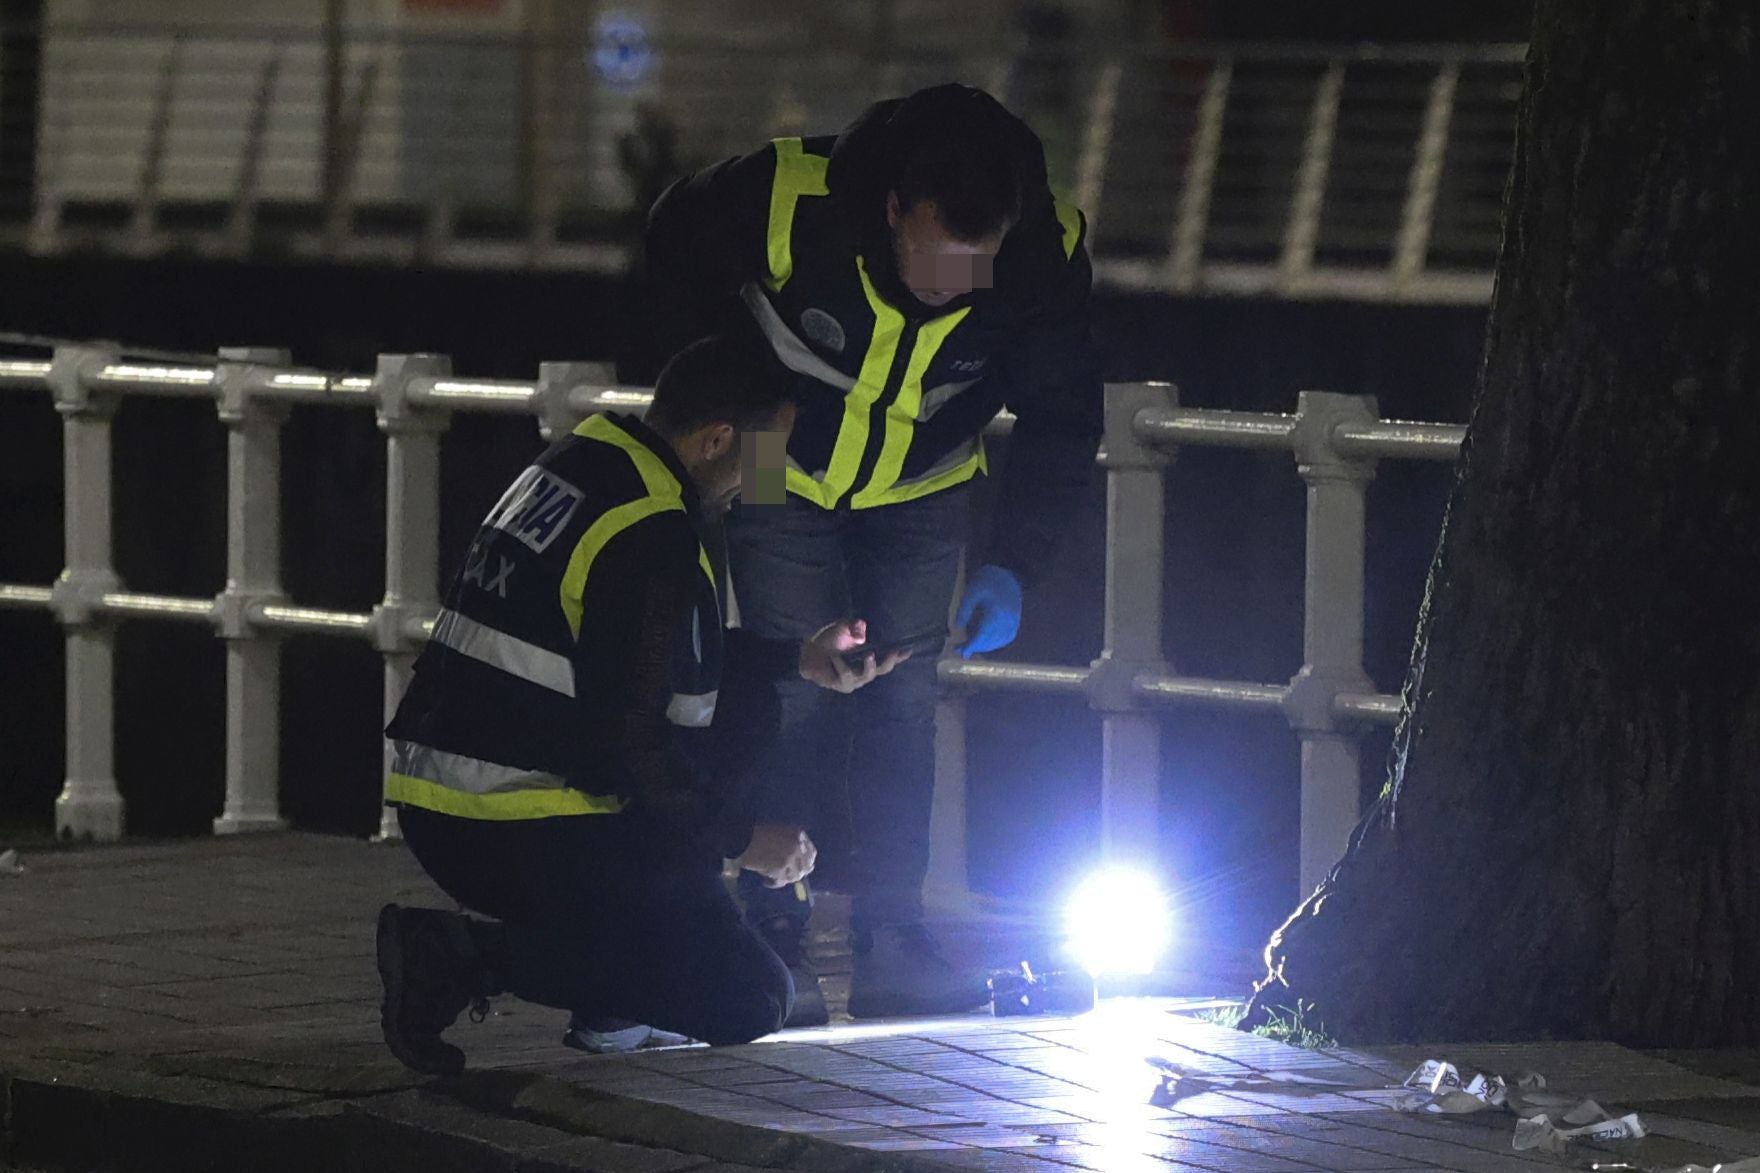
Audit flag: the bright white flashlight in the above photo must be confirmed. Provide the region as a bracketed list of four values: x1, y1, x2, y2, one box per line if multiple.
[1067, 867, 1172, 977]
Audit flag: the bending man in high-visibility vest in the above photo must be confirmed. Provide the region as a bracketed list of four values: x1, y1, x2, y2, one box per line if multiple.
[643, 84, 1104, 1023]
[375, 335, 904, 1075]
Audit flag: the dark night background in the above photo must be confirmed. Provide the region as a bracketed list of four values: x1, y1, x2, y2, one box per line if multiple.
[0, 0, 1525, 957]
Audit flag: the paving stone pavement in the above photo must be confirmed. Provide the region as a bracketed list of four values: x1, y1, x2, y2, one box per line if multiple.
[3, 832, 1759, 1172]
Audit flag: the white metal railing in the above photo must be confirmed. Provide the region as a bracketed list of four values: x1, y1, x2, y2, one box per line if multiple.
[0, 23, 1522, 303]
[0, 346, 1464, 896]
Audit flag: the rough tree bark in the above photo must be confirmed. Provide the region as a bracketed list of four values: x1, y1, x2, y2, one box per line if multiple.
[1247, 0, 1760, 1047]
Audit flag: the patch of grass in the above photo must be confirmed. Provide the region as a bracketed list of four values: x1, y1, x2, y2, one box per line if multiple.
[1194, 1004, 1247, 1029]
[1249, 999, 1338, 1050]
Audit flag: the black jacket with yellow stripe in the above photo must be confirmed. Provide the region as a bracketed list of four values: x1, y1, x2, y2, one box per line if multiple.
[644, 85, 1103, 585]
[385, 412, 786, 860]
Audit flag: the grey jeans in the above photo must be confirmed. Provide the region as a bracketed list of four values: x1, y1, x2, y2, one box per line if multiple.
[724, 486, 969, 932]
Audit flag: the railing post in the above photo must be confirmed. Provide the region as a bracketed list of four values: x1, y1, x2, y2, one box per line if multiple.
[1073, 61, 1122, 248]
[225, 49, 283, 259]
[128, 34, 181, 256]
[1087, 382, 1178, 869]
[1392, 60, 1460, 285]
[926, 685, 972, 908]
[47, 345, 124, 841]
[321, 58, 376, 255]
[370, 354, 450, 842]
[1280, 60, 1345, 288]
[213, 348, 293, 835]
[1284, 390, 1378, 895]
[1167, 58, 1232, 293]
[535, 360, 614, 442]
[523, 0, 562, 262]
[926, 560, 971, 910]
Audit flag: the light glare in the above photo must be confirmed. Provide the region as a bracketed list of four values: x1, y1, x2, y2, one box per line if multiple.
[1067, 867, 1171, 977]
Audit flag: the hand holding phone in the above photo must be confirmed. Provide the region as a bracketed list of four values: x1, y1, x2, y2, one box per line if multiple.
[799, 619, 913, 693]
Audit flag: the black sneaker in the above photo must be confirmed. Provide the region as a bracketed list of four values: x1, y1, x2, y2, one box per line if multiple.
[755, 916, 829, 1028]
[376, 903, 488, 1076]
[847, 923, 989, 1019]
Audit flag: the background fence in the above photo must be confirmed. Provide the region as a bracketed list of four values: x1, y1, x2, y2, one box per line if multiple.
[0, 344, 1465, 898]
[0, 21, 1521, 302]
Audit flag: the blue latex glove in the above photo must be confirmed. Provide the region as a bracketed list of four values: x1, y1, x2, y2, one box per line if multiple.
[955, 565, 1023, 658]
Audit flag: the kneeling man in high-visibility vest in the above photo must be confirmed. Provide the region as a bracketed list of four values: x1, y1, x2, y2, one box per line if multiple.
[375, 334, 904, 1075]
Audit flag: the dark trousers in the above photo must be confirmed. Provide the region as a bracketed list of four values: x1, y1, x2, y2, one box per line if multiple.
[724, 487, 968, 933]
[398, 806, 792, 1046]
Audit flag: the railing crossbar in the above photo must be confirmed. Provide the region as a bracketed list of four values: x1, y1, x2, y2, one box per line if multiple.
[2, 347, 1452, 897]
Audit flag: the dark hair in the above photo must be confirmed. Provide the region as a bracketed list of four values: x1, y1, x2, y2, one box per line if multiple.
[646, 333, 790, 436]
[892, 94, 1023, 242]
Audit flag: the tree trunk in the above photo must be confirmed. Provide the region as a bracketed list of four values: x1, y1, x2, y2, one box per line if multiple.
[1247, 0, 1760, 1047]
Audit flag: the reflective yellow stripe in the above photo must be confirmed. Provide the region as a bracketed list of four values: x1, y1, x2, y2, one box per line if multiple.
[1054, 198, 1083, 260]
[785, 465, 836, 507]
[574, 414, 678, 498]
[561, 414, 689, 638]
[560, 497, 680, 638]
[851, 305, 971, 508]
[764, 138, 829, 292]
[864, 444, 988, 507]
[585, 414, 714, 590]
[791, 258, 901, 507]
[387, 772, 624, 820]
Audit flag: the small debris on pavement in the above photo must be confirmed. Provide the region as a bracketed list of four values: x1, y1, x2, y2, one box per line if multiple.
[1593, 1157, 1760, 1173]
[1398, 1059, 1647, 1156]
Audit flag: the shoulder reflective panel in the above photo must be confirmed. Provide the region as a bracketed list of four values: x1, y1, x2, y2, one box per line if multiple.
[788, 256, 903, 508]
[1054, 198, 1085, 261]
[572, 413, 680, 498]
[560, 415, 688, 638]
[387, 740, 624, 819]
[741, 282, 857, 392]
[430, 608, 576, 696]
[765, 138, 830, 292]
[851, 304, 972, 508]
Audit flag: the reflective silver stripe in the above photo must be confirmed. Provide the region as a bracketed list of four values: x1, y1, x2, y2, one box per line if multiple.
[741, 282, 858, 392]
[430, 608, 576, 698]
[666, 690, 719, 728]
[892, 436, 984, 489]
[392, 740, 568, 795]
[919, 376, 983, 421]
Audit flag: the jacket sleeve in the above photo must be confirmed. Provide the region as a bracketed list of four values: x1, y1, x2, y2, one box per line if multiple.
[640, 143, 779, 364]
[567, 517, 721, 860]
[722, 627, 801, 681]
[697, 627, 800, 860]
[983, 207, 1105, 589]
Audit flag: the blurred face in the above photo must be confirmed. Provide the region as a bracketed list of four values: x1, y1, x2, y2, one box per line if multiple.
[886, 192, 1006, 308]
[695, 401, 796, 514]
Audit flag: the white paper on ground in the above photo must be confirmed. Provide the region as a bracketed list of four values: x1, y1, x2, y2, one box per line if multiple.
[1514, 1111, 1646, 1154]
[1398, 1060, 1647, 1155]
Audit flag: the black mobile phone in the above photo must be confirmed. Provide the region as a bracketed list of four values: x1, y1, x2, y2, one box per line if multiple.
[840, 632, 943, 665]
